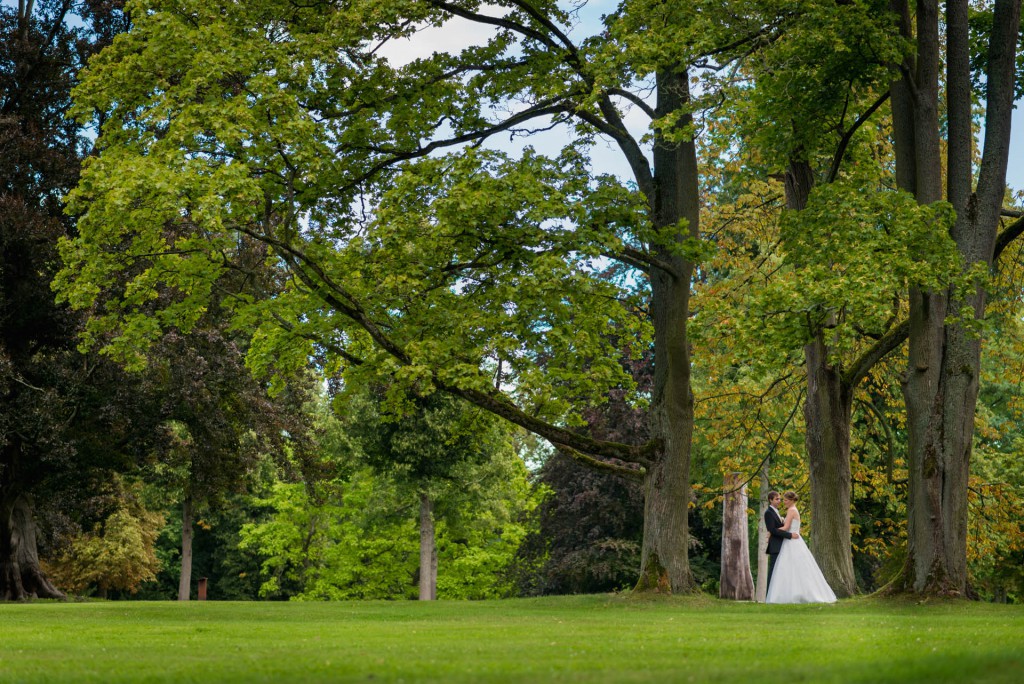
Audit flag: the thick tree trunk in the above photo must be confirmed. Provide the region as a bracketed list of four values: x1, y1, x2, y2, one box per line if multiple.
[634, 68, 698, 594]
[719, 473, 754, 600]
[418, 491, 437, 601]
[0, 492, 65, 600]
[783, 159, 857, 598]
[803, 335, 857, 597]
[894, 0, 1021, 595]
[178, 494, 193, 601]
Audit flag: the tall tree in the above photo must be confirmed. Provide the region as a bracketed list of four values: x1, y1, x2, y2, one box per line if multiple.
[347, 387, 511, 600]
[54, 0, 774, 593]
[891, 0, 1022, 595]
[0, 0, 129, 600]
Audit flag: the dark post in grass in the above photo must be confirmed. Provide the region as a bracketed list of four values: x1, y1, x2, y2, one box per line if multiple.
[197, 577, 207, 601]
[720, 473, 754, 600]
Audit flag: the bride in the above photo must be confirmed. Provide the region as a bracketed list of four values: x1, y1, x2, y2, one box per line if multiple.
[765, 491, 838, 604]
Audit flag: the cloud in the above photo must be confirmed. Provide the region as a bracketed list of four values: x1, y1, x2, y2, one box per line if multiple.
[377, 5, 507, 67]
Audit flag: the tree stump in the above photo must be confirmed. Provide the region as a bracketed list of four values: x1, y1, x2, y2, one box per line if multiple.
[720, 473, 755, 600]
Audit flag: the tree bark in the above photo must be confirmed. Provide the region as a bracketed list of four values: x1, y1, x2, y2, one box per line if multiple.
[783, 158, 858, 598]
[634, 68, 698, 594]
[418, 491, 437, 601]
[719, 473, 754, 600]
[803, 335, 857, 597]
[0, 492, 65, 600]
[178, 493, 193, 601]
[755, 465, 769, 602]
[894, 0, 1021, 595]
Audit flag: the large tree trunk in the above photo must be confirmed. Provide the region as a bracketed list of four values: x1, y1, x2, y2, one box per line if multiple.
[634, 68, 698, 594]
[0, 492, 65, 600]
[178, 493, 193, 601]
[803, 335, 857, 597]
[719, 473, 754, 600]
[894, 0, 1021, 595]
[418, 491, 437, 601]
[783, 159, 858, 598]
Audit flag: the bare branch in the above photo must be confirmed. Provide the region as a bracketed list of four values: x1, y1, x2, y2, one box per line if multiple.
[995, 215, 1024, 263]
[825, 90, 890, 184]
[843, 318, 909, 389]
[608, 88, 657, 120]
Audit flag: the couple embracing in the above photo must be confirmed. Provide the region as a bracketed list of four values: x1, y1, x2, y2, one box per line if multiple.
[763, 490, 837, 604]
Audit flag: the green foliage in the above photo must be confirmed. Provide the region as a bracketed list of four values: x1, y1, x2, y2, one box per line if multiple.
[47, 481, 165, 597]
[54, 0, 654, 434]
[728, 0, 906, 163]
[968, 7, 1024, 100]
[739, 183, 959, 364]
[239, 476, 418, 600]
[239, 452, 538, 601]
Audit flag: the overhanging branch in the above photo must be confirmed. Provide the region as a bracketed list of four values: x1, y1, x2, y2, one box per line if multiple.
[994, 214, 1024, 262]
[843, 318, 909, 389]
[241, 223, 655, 466]
[825, 90, 890, 184]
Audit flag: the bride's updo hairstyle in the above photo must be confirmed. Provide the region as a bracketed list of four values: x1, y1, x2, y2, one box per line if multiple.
[783, 490, 798, 502]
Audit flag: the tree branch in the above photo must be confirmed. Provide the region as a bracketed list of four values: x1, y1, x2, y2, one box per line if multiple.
[573, 106, 654, 200]
[843, 318, 909, 389]
[720, 388, 805, 497]
[855, 396, 897, 482]
[557, 444, 645, 480]
[994, 215, 1024, 262]
[608, 88, 657, 119]
[237, 224, 655, 466]
[341, 101, 571, 191]
[601, 244, 680, 279]
[825, 90, 890, 184]
[424, 1, 554, 49]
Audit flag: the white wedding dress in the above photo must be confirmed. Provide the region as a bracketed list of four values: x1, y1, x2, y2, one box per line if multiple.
[765, 516, 837, 604]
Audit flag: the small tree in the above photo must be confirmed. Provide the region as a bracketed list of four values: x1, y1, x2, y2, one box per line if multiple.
[47, 480, 164, 598]
[346, 387, 513, 600]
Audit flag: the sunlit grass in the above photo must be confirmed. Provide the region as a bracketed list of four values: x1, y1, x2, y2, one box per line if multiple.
[1, 595, 1021, 682]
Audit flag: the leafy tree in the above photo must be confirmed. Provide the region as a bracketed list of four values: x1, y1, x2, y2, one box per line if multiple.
[514, 345, 648, 595]
[54, 0, 770, 593]
[0, 0, 134, 600]
[345, 386, 516, 599]
[45, 477, 164, 597]
[239, 445, 537, 600]
[888, 0, 1022, 596]
[143, 323, 314, 600]
[515, 451, 644, 595]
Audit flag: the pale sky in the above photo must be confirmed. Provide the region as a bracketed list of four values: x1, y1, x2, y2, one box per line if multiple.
[381, 3, 1024, 194]
[3, 0, 1021, 195]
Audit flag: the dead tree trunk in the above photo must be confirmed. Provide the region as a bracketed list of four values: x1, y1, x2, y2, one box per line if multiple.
[418, 491, 437, 601]
[719, 473, 754, 600]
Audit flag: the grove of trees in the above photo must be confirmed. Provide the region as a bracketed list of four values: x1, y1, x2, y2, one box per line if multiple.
[0, 0, 1021, 602]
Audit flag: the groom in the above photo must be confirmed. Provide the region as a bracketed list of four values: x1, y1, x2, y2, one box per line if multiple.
[764, 490, 799, 589]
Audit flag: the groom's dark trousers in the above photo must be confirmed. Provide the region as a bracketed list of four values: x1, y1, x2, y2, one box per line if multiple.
[764, 507, 791, 589]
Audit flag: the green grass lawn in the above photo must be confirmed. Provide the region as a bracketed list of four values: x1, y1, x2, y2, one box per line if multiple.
[1, 595, 1021, 683]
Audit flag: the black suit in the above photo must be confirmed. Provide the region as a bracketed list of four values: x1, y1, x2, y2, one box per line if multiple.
[764, 506, 792, 589]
